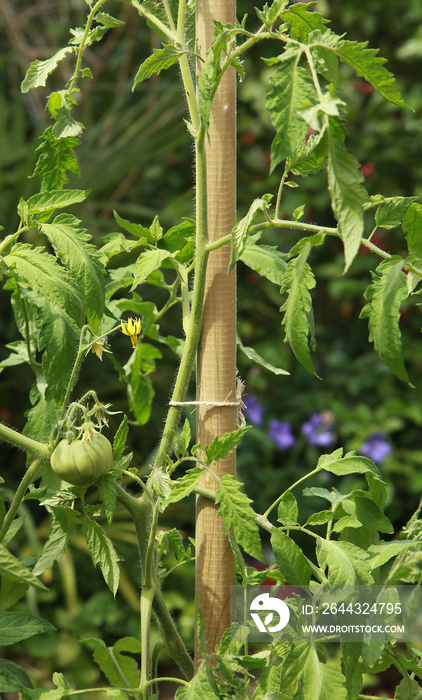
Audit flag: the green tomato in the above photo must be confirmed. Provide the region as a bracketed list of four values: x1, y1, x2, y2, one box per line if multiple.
[50, 432, 113, 486]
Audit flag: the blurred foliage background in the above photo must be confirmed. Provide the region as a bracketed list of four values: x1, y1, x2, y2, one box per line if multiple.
[1, 0, 422, 695]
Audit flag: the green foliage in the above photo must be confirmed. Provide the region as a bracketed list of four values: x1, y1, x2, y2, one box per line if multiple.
[0, 612, 55, 646]
[204, 427, 252, 465]
[216, 474, 264, 561]
[32, 507, 79, 575]
[133, 45, 182, 86]
[360, 257, 410, 383]
[84, 636, 141, 688]
[266, 57, 316, 172]
[82, 519, 121, 597]
[326, 134, 369, 271]
[20, 47, 74, 93]
[229, 196, 273, 270]
[40, 213, 105, 331]
[280, 242, 317, 375]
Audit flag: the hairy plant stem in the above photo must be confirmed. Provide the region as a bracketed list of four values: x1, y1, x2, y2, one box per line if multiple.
[0, 459, 43, 543]
[148, 124, 208, 481]
[68, 0, 109, 95]
[131, 0, 174, 42]
[207, 217, 422, 278]
[115, 484, 194, 682]
[59, 325, 90, 425]
[262, 466, 322, 521]
[0, 423, 49, 460]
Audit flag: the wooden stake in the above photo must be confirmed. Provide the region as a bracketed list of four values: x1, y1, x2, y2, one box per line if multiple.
[195, 0, 237, 659]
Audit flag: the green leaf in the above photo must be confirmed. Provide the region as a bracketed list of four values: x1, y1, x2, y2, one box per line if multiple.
[403, 203, 422, 258]
[229, 197, 272, 271]
[266, 57, 316, 172]
[316, 449, 381, 478]
[271, 530, 312, 584]
[5, 244, 85, 326]
[113, 416, 129, 459]
[128, 368, 155, 425]
[0, 612, 55, 646]
[32, 129, 80, 191]
[98, 475, 117, 525]
[280, 242, 317, 375]
[216, 475, 264, 561]
[277, 490, 299, 525]
[395, 676, 422, 700]
[0, 576, 28, 612]
[373, 196, 419, 230]
[52, 674, 71, 691]
[20, 688, 66, 700]
[149, 215, 163, 242]
[34, 301, 80, 402]
[85, 636, 141, 689]
[40, 213, 105, 331]
[32, 507, 79, 576]
[175, 419, 191, 456]
[281, 641, 347, 700]
[175, 660, 219, 699]
[267, 0, 289, 24]
[287, 130, 328, 177]
[21, 47, 74, 92]
[165, 466, 206, 505]
[165, 528, 191, 562]
[293, 204, 306, 220]
[326, 135, 368, 271]
[288, 232, 326, 258]
[281, 3, 329, 42]
[239, 236, 288, 285]
[304, 510, 333, 526]
[341, 642, 362, 700]
[96, 12, 125, 28]
[0, 660, 32, 692]
[82, 519, 121, 596]
[25, 389, 58, 445]
[132, 249, 173, 288]
[367, 540, 416, 570]
[51, 107, 84, 140]
[205, 427, 251, 465]
[0, 544, 47, 590]
[360, 257, 410, 383]
[26, 190, 88, 216]
[316, 538, 373, 585]
[113, 211, 151, 240]
[332, 515, 364, 532]
[237, 336, 289, 375]
[319, 32, 410, 109]
[198, 30, 229, 131]
[341, 495, 393, 534]
[298, 95, 344, 131]
[133, 45, 181, 87]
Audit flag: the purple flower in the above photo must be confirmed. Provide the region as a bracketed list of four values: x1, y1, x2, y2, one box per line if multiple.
[360, 433, 392, 465]
[243, 395, 264, 427]
[268, 419, 296, 450]
[301, 412, 335, 447]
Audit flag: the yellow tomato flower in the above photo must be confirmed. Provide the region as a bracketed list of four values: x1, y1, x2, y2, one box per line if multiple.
[121, 317, 141, 348]
[91, 341, 104, 360]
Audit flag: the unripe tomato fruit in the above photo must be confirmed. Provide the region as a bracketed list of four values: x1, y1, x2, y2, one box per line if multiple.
[50, 432, 113, 486]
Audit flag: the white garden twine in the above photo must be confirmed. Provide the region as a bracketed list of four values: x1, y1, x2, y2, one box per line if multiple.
[169, 379, 246, 427]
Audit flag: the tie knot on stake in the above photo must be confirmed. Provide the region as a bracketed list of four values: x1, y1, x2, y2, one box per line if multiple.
[169, 378, 246, 427]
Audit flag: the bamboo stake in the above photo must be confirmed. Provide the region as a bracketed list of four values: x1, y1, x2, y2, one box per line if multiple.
[195, 0, 237, 659]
